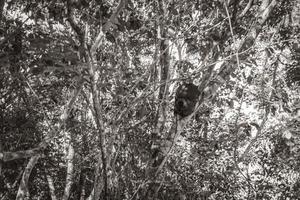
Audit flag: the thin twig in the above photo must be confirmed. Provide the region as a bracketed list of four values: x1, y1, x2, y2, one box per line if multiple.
[224, 0, 241, 70]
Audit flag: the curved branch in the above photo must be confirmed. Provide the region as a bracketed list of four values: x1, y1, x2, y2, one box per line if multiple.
[16, 155, 40, 200]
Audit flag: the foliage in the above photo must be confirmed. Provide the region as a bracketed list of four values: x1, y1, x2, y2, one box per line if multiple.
[0, 0, 300, 199]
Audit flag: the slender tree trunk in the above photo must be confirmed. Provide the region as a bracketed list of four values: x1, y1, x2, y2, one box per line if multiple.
[156, 36, 170, 133]
[16, 155, 40, 200]
[151, 0, 170, 148]
[79, 181, 86, 200]
[78, 170, 86, 200]
[145, 1, 170, 199]
[91, 154, 104, 200]
[46, 174, 58, 200]
[62, 143, 75, 200]
[89, 65, 108, 200]
[86, 1, 126, 198]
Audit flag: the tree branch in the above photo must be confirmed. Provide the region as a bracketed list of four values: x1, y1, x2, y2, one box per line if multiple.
[239, 0, 254, 18]
[90, 0, 126, 55]
[66, 0, 85, 44]
[0, 148, 42, 162]
[16, 155, 40, 200]
[45, 173, 58, 200]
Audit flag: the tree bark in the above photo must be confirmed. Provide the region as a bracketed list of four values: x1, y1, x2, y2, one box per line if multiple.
[145, 1, 170, 198]
[16, 155, 40, 200]
[62, 143, 75, 200]
[78, 170, 86, 200]
[0, 148, 42, 162]
[88, 60, 108, 199]
[46, 174, 58, 200]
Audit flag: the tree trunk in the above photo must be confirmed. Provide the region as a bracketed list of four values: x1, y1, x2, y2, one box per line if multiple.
[62, 143, 75, 200]
[46, 174, 58, 200]
[16, 155, 40, 200]
[145, 1, 170, 198]
[86, 1, 126, 198]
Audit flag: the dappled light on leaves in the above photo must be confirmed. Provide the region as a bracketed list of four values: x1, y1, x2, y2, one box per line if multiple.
[0, 0, 300, 199]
